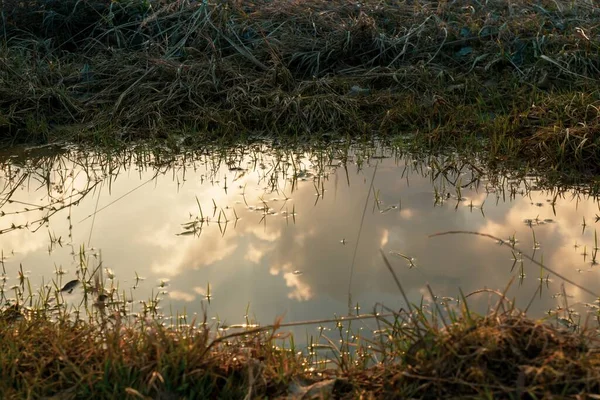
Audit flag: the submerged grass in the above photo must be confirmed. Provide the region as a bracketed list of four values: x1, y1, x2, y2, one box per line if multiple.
[1, 0, 600, 177]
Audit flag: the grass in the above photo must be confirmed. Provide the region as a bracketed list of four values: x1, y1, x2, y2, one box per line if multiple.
[0, 0, 600, 177]
[3, 245, 600, 399]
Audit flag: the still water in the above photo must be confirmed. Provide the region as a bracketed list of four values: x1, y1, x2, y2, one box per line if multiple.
[1, 143, 599, 330]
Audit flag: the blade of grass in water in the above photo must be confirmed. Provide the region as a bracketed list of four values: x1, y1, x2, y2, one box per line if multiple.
[347, 163, 378, 314]
[430, 230, 600, 298]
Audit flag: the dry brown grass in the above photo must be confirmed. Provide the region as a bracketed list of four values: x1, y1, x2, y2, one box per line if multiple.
[1, 0, 599, 174]
[4, 289, 600, 398]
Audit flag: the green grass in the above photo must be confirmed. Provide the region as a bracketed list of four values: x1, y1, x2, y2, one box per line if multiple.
[1, 0, 600, 177]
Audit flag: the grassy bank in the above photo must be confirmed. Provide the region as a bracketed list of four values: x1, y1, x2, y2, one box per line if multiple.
[2, 250, 600, 399]
[1, 0, 599, 174]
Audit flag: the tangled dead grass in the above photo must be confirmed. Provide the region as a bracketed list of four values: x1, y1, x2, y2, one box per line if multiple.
[1, 0, 600, 173]
[371, 314, 600, 399]
[3, 288, 600, 398]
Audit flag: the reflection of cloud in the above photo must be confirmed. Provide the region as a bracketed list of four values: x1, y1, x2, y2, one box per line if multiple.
[452, 189, 600, 311]
[269, 262, 313, 301]
[0, 227, 46, 256]
[0, 206, 50, 256]
[283, 272, 313, 301]
[140, 224, 179, 249]
[478, 219, 514, 241]
[193, 286, 207, 296]
[251, 227, 280, 242]
[169, 290, 195, 302]
[151, 234, 238, 276]
[245, 244, 265, 264]
[400, 209, 414, 219]
[380, 229, 389, 247]
[463, 191, 487, 205]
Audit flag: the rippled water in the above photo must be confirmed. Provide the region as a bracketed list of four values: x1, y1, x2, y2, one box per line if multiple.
[1, 143, 599, 331]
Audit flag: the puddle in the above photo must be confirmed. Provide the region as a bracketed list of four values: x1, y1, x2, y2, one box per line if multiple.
[1, 144, 599, 332]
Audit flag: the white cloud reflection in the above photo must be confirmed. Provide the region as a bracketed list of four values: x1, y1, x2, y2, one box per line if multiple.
[169, 290, 196, 302]
[245, 243, 266, 264]
[283, 272, 313, 301]
[2, 149, 600, 326]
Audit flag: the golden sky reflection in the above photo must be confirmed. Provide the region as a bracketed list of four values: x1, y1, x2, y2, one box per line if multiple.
[1, 148, 600, 326]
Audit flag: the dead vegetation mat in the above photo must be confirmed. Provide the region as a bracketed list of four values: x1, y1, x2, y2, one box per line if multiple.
[1, 0, 600, 172]
[367, 313, 600, 399]
[3, 306, 600, 399]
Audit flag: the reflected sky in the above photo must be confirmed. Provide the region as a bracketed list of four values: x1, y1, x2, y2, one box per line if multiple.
[1, 144, 600, 330]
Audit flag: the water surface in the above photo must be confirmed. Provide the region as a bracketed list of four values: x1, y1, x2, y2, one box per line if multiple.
[1, 144, 599, 332]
